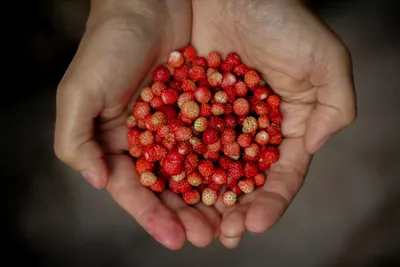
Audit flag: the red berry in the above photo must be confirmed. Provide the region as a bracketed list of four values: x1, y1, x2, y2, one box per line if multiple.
[218, 155, 233, 170]
[207, 52, 221, 68]
[182, 79, 196, 92]
[267, 94, 281, 109]
[207, 140, 222, 152]
[173, 65, 189, 81]
[204, 150, 220, 161]
[233, 98, 250, 116]
[139, 130, 154, 146]
[202, 188, 219, 206]
[150, 96, 164, 109]
[254, 101, 269, 116]
[167, 51, 184, 68]
[194, 56, 208, 68]
[258, 115, 270, 129]
[200, 103, 212, 117]
[129, 144, 142, 158]
[211, 103, 225, 116]
[235, 81, 248, 97]
[133, 102, 151, 119]
[187, 171, 203, 186]
[253, 86, 269, 100]
[208, 182, 223, 191]
[245, 143, 260, 159]
[214, 91, 228, 104]
[140, 87, 154, 102]
[126, 115, 137, 128]
[184, 153, 199, 173]
[177, 92, 195, 108]
[223, 142, 241, 159]
[242, 116, 258, 134]
[160, 89, 178, 105]
[189, 66, 206, 81]
[226, 52, 241, 67]
[254, 173, 266, 187]
[244, 161, 258, 178]
[152, 66, 171, 83]
[244, 70, 261, 87]
[174, 126, 192, 142]
[183, 190, 200, 205]
[221, 128, 236, 145]
[207, 70, 223, 87]
[208, 116, 225, 133]
[237, 133, 252, 148]
[223, 86, 236, 102]
[219, 60, 232, 73]
[181, 101, 200, 119]
[194, 87, 212, 103]
[158, 106, 177, 120]
[171, 171, 186, 182]
[269, 133, 283, 145]
[228, 161, 244, 180]
[202, 128, 219, 144]
[255, 130, 270, 145]
[267, 124, 281, 136]
[149, 178, 166, 193]
[182, 45, 197, 63]
[198, 160, 214, 177]
[238, 178, 255, 193]
[177, 141, 192, 155]
[233, 63, 248, 76]
[212, 169, 228, 184]
[168, 80, 182, 90]
[271, 113, 284, 125]
[259, 147, 280, 166]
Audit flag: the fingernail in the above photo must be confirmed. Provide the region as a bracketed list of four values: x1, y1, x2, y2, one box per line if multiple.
[81, 171, 103, 189]
[314, 134, 332, 152]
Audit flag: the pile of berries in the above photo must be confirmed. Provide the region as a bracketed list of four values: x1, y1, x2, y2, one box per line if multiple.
[126, 45, 283, 207]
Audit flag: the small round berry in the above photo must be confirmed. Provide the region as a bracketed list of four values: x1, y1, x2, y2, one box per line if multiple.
[126, 114, 137, 128]
[174, 126, 192, 142]
[128, 144, 142, 158]
[133, 102, 151, 120]
[255, 130, 270, 145]
[221, 128, 236, 145]
[242, 116, 258, 134]
[161, 88, 179, 105]
[244, 70, 261, 87]
[207, 51, 221, 68]
[254, 101, 269, 116]
[194, 117, 208, 132]
[187, 171, 203, 186]
[202, 128, 219, 144]
[189, 65, 206, 81]
[181, 101, 200, 119]
[235, 81, 248, 97]
[207, 71, 223, 87]
[214, 91, 228, 103]
[140, 171, 157, 187]
[140, 87, 154, 102]
[171, 171, 186, 182]
[212, 169, 228, 185]
[253, 86, 269, 100]
[221, 73, 237, 88]
[224, 115, 237, 129]
[194, 87, 212, 103]
[151, 81, 167, 96]
[183, 190, 200, 205]
[222, 190, 237, 206]
[182, 45, 197, 63]
[245, 143, 260, 158]
[233, 98, 250, 116]
[139, 130, 154, 146]
[211, 103, 225, 116]
[202, 188, 219, 206]
[167, 51, 184, 68]
[238, 178, 255, 194]
[198, 160, 214, 177]
[177, 92, 195, 108]
[258, 115, 270, 129]
[254, 173, 266, 187]
[267, 94, 281, 109]
[237, 133, 252, 148]
[152, 66, 171, 83]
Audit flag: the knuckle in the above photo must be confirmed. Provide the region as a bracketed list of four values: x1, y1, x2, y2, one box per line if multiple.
[54, 141, 75, 165]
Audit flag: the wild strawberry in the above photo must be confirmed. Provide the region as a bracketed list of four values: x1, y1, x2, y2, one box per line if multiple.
[159, 107, 176, 121]
[208, 182, 223, 191]
[200, 103, 212, 117]
[219, 60, 232, 73]
[218, 155, 233, 170]
[226, 52, 241, 66]
[242, 116, 258, 134]
[267, 94, 281, 109]
[182, 44, 197, 63]
[151, 111, 167, 129]
[207, 70, 223, 87]
[271, 113, 284, 125]
[167, 51, 184, 68]
[187, 171, 203, 186]
[267, 124, 280, 136]
[258, 115, 270, 129]
[129, 144, 142, 158]
[177, 92, 195, 108]
[269, 133, 283, 145]
[237, 115, 247, 125]
[177, 141, 192, 155]
[168, 119, 184, 132]
[152, 65, 171, 83]
[149, 178, 166, 193]
[184, 153, 199, 173]
[189, 66, 206, 81]
[140, 171, 157, 187]
[234, 81, 247, 97]
[150, 96, 164, 109]
[140, 87, 154, 102]
[244, 161, 258, 178]
[183, 190, 200, 205]
[268, 106, 281, 118]
[198, 160, 214, 177]
[169, 80, 182, 91]
[173, 65, 189, 81]
[229, 185, 242, 197]
[222, 190, 237, 206]
[254, 173, 266, 187]
[223, 142, 241, 159]
[194, 87, 211, 103]
[205, 140, 220, 153]
[214, 91, 228, 104]
[169, 179, 192, 194]
[245, 143, 260, 158]
[149, 144, 167, 161]
[203, 176, 212, 184]
[133, 102, 151, 120]
[202, 188, 218, 206]
[255, 130, 270, 145]
[212, 169, 228, 184]
[163, 161, 184, 176]
[253, 86, 269, 100]
[238, 178, 254, 193]
[181, 79, 196, 92]
[178, 112, 194, 124]
[259, 147, 280, 166]
[237, 133, 252, 148]
[223, 86, 236, 102]
[233, 98, 250, 116]
[161, 89, 178, 105]
[164, 63, 174, 75]
[194, 117, 208, 132]
[202, 128, 219, 144]
[208, 116, 225, 133]
[204, 150, 220, 161]
[221, 128, 236, 145]
[126, 115, 137, 128]
[233, 63, 248, 76]
[254, 101, 269, 116]
[139, 130, 154, 146]
[244, 70, 260, 87]
[181, 101, 200, 120]
[228, 161, 244, 180]
[174, 126, 192, 142]
[211, 103, 225, 116]
[221, 73, 237, 88]
[207, 51, 221, 68]
[194, 56, 208, 68]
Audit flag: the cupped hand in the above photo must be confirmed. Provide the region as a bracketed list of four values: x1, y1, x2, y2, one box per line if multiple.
[192, 0, 357, 248]
[54, 0, 220, 250]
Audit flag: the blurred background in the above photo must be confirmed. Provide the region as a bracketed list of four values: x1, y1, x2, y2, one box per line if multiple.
[3, 0, 400, 266]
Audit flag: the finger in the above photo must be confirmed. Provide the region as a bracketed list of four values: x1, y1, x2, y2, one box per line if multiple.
[160, 191, 214, 247]
[245, 137, 311, 234]
[219, 204, 250, 249]
[194, 204, 222, 238]
[106, 155, 186, 250]
[306, 46, 357, 153]
[54, 20, 158, 189]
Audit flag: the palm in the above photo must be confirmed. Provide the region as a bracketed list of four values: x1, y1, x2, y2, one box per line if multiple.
[192, 0, 353, 247]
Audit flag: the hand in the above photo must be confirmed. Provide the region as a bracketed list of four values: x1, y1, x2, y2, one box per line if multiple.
[192, 0, 357, 248]
[54, 0, 220, 250]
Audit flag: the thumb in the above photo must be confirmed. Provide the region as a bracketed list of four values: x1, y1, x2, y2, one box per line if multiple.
[54, 19, 156, 189]
[305, 49, 357, 154]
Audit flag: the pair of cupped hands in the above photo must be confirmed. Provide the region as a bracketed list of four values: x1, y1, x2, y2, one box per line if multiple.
[54, 0, 356, 249]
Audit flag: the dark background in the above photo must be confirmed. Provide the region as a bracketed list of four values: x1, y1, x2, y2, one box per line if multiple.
[3, 0, 400, 266]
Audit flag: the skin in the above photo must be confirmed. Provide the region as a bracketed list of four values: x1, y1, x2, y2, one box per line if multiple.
[54, 0, 356, 250]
